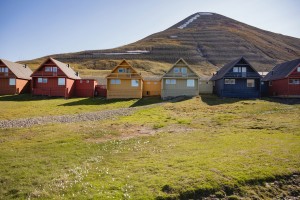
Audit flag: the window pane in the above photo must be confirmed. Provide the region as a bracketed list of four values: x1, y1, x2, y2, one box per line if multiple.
[247, 79, 255, 87]
[181, 68, 187, 74]
[45, 67, 51, 72]
[297, 67, 300, 72]
[131, 80, 139, 87]
[166, 79, 170, 84]
[118, 68, 124, 73]
[242, 67, 247, 73]
[174, 68, 180, 73]
[58, 78, 65, 85]
[171, 79, 176, 84]
[9, 78, 16, 86]
[43, 78, 48, 83]
[116, 79, 121, 84]
[53, 67, 57, 72]
[38, 78, 43, 83]
[187, 79, 195, 87]
[233, 67, 239, 72]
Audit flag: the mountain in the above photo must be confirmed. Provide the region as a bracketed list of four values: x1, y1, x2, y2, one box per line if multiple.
[22, 12, 300, 77]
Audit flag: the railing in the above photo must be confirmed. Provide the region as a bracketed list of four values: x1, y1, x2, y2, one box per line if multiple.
[32, 71, 66, 77]
[108, 73, 141, 78]
[224, 72, 260, 78]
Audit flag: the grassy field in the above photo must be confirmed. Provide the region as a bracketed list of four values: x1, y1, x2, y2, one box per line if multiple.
[0, 95, 299, 199]
[0, 94, 162, 120]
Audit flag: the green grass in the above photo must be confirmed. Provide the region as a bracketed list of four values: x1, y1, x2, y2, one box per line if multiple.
[0, 94, 162, 120]
[0, 95, 299, 199]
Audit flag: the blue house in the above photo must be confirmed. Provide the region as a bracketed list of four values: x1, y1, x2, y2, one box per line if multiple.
[210, 57, 262, 98]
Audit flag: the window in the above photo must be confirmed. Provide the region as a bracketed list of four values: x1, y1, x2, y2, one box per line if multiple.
[131, 80, 139, 87]
[58, 78, 65, 86]
[166, 79, 176, 84]
[297, 67, 300, 72]
[118, 68, 125, 73]
[187, 79, 195, 87]
[80, 80, 83, 83]
[233, 67, 246, 73]
[242, 67, 247, 73]
[111, 79, 121, 84]
[174, 68, 180, 73]
[38, 78, 47, 83]
[269, 81, 272, 86]
[86, 80, 89, 83]
[247, 79, 255, 87]
[9, 78, 16, 86]
[289, 79, 300, 85]
[181, 68, 187, 74]
[53, 67, 57, 73]
[146, 82, 150, 84]
[233, 67, 239, 73]
[45, 67, 51, 72]
[225, 79, 235, 84]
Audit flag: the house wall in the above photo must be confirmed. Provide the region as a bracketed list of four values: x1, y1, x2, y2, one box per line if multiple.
[199, 80, 213, 94]
[268, 78, 300, 96]
[161, 78, 199, 99]
[212, 79, 224, 97]
[107, 79, 143, 99]
[143, 80, 161, 96]
[32, 77, 68, 97]
[75, 79, 97, 97]
[0, 78, 16, 95]
[16, 79, 30, 94]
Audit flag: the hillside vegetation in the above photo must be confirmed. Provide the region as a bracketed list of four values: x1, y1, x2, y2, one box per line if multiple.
[0, 95, 299, 199]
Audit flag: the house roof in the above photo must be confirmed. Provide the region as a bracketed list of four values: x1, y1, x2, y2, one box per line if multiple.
[262, 59, 300, 81]
[210, 57, 259, 81]
[162, 58, 200, 78]
[106, 59, 142, 78]
[0, 59, 32, 80]
[32, 57, 80, 79]
[143, 76, 162, 81]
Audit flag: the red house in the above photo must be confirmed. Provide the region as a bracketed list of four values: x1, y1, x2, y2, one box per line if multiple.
[31, 57, 81, 98]
[0, 59, 32, 95]
[75, 79, 97, 97]
[263, 59, 300, 97]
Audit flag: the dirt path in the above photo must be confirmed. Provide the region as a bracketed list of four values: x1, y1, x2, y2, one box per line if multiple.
[0, 104, 162, 129]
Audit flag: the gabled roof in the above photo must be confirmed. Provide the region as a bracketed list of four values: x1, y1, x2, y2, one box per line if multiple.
[162, 58, 200, 78]
[0, 59, 32, 80]
[262, 59, 300, 81]
[106, 59, 142, 78]
[32, 57, 80, 79]
[210, 57, 259, 81]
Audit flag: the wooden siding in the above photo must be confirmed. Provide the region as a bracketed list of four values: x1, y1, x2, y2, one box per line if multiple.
[75, 79, 97, 97]
[161, 78, 199, 99]
[268, 78, 300, 96]
[199, 80, 213, 94]
[0, 78, 30, 95]
[143, 80, 161, 96]
[32, 77, 70, 97]
[107, 79, 143, 99]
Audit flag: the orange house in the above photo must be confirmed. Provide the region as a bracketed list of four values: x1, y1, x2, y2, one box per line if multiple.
[106, 60, 143, 99]
[31, 57, 80, 98]
[142, 76, 161, 97]
[0, 59, 32, 95]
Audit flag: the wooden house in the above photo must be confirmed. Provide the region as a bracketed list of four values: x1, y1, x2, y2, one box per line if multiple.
[31, 57, 80, 98]
[210, 57, 262, 98]
[142, 76, 161, 97]
[161, 58, 200, 99]
[106, 60, 143, 99]
[0, 59, 32, 95]
[199, 80, 213, 94]
[262, 59, 300, 97]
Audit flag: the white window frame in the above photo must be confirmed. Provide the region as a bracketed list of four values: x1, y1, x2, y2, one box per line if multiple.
[45, 67, 52, 72]
[118, 68, 125, 73]
[9, 78, 16, 86]
[247, 79, 255, 87]
[131, 79, 139, 87]
[242, 67, 247, 73]
[38, 78, 43, 83]
[225, 79, 235, 84]
[52, 67, 57, 73]
[289, 79, 300, 85]
[233, 67, 239, 73]
[181, 67, 187, 74]
[42, 78, 48, 83]
[166, 79, 176, 84]
[58, 78, 65, 86]
[187, 79, 195, 87]
[4, 68, 8, 73]
[174, 68, 180, 73]
[297, 67, 300, 72]
[111, 79, 121, 84]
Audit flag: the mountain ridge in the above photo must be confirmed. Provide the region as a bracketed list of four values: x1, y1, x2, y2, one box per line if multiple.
[21, 12, 300, 76]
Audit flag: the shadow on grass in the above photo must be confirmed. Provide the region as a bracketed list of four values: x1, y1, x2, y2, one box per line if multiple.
[262, 97, 300, 105]
[0, 94, 60, 102]
[129, 96, 163, 107]
[200, 94, 242, 106]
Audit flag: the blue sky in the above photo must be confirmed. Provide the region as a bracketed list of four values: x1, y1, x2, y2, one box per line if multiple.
[1, 0, 299, 62]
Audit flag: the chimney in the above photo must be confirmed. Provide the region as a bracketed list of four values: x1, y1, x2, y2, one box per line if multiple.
[23, 64, 27, 68]
[66, 64, 70, 68]
[76, 72, 79, 77]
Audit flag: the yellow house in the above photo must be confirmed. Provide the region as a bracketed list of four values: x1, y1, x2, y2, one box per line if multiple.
[106, 60, 143, 99]
[142, 76, 161, 97]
